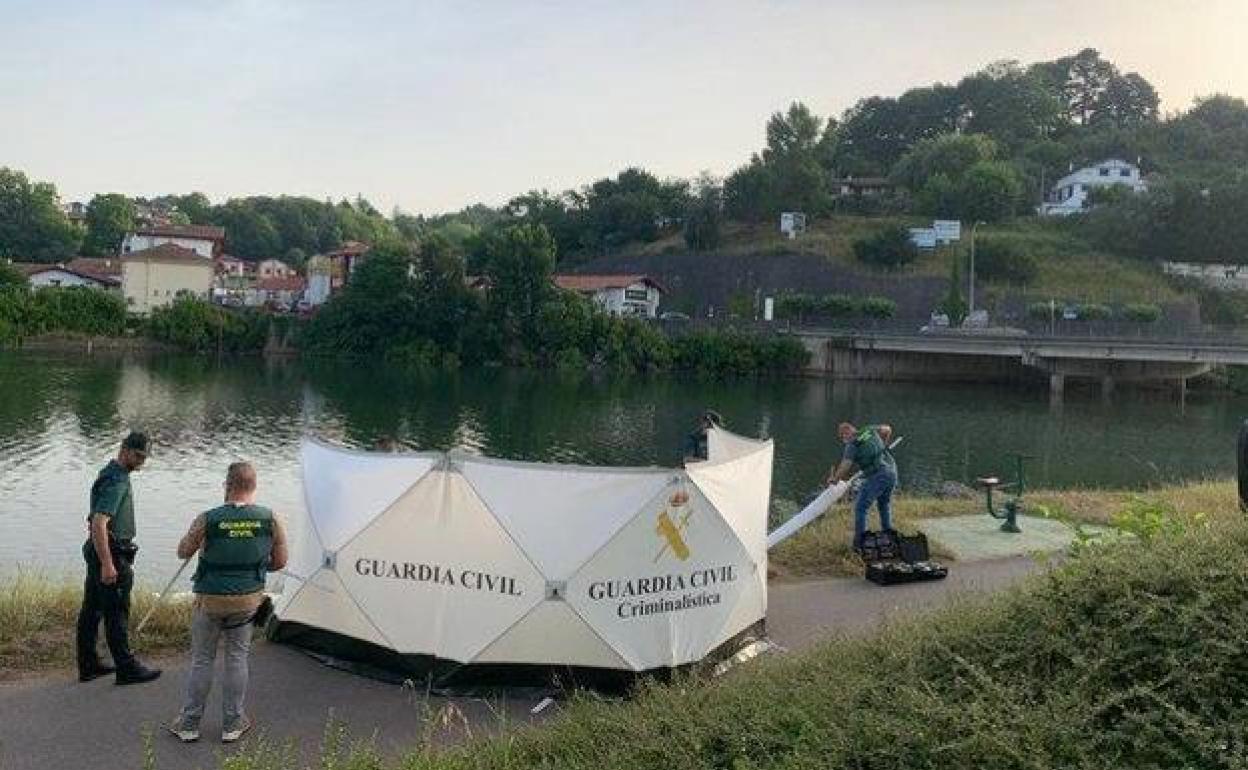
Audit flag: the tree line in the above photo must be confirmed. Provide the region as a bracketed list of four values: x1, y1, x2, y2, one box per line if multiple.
[2, 47, 1246, 272]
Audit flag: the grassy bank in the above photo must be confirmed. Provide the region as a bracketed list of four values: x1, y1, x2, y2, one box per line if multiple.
[0, 571, 191, 678]
[769, 479, 1235, 578]
[216, 481, 1240, 770]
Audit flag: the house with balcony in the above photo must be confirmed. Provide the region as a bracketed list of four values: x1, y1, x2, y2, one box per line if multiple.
[121, 224, 226, 259]
[1039, 159, 1148, 216]
[553, 274, 665, 318]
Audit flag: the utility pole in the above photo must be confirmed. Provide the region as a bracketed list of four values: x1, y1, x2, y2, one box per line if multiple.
[968, 221, 985, 319]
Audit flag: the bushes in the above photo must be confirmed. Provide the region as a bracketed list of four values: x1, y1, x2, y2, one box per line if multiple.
[775, 292, 897, 321]
[0, 286, 126, 341]
[1026, 301, 1162, 323]
[852, 224, 919, 269]
[1121, 302, 1161, 323]
[972, 237, 1039, 285]
[671, 330, 809, 375]
[144, 296, 269, 353]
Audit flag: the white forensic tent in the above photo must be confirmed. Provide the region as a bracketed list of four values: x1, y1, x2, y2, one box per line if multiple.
[274, 428, 772, 675]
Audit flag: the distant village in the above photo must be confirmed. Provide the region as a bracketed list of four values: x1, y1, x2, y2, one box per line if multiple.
[9, 202, 669, 320]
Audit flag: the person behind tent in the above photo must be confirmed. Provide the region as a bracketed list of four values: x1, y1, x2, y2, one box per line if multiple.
[827, 422, 897, 552]
[76, 430, 163, 685]
[682, 409, 723, 464]
[168, 462, 287, 744]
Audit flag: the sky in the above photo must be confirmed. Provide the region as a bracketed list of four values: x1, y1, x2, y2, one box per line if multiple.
[2, 0, 1246, 215]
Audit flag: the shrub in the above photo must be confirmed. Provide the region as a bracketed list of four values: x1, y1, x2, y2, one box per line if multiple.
[144, 297, 268, 353]
[972, 237, 1039, 285]
[1076, 303, 1113, 321]
[852, 225, 919, 269]
[858, 296, 897, 319]
[1121, 303, 1162, 323]
[1027, 301, 1055, 320]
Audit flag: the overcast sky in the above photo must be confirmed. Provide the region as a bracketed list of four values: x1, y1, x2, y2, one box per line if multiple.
[2, 0, 1245, 214]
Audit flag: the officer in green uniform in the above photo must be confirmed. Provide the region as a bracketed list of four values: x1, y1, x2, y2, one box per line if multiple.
[168, 461, 287, 744]
[829, 422, 898, 551]
[681, 409, 723, 465]
[76, 431, 162, 684]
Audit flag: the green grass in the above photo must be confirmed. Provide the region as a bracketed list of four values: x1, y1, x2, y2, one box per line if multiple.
[620, 215, 1193, 308]
[205, 481, 1244, 769]
[0, 570, 191, 677]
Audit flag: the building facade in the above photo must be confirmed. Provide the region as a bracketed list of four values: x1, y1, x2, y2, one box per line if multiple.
[1040, 159, 1148, 216]
[122, 224, 226, 259]
[121, 244, 215, 313]
[553, 274, 664, 317]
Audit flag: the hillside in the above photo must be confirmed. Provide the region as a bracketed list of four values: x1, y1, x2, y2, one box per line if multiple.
[595, 215, 1195, 322]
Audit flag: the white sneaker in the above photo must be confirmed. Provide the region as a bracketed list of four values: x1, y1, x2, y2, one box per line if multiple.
[167, 722, 200, 743]
[221, 715, 253, 744]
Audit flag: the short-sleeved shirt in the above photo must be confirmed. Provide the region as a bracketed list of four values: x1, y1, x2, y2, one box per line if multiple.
[842, 427, 896, 476]
[89, 460, 135, 541]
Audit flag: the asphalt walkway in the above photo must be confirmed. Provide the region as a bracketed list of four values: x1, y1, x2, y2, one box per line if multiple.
[0, 556, 1044, 770]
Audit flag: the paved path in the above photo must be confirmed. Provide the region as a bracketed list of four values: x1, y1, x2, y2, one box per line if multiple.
[0, 557, 1044, 770]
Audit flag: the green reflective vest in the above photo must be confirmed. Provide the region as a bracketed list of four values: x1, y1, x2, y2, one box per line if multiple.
[853, 427, 892, 475]
[192, 503, 274, 596]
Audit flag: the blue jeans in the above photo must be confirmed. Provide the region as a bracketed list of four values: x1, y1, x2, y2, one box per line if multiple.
[853, 468, 897, 549]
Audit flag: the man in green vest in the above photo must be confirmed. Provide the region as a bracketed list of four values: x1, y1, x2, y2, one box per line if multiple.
[828, 422, 898, 552]
[167, 462, 287, 744]
[76, 430, 162, 685]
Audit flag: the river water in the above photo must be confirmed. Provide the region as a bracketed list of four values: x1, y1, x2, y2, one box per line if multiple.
[0, 351, 1240, 582]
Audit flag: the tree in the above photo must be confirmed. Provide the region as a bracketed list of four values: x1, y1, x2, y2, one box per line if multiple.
[723, 159, 775, 223]
[82, 194, 136, 256]
[892, 133, 999, 192]
[0, 261, 28, 290]
[853, 225, 919, 269]
[955, 161, 1024, 223]
[941, 252, 967, 326]
[484, 224, 557, 348]
[0, 168, 81, 262]
[957, 61, 1063, 150]
[683, 174, 723, 252]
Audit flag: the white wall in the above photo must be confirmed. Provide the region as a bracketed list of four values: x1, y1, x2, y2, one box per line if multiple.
[122, 234, 216, 259]
[122, 260, 214, 314]
[28, 269, 108, 289]
[1163, 261, 1248, 291]
[588, 283, 661, 317]
[1040, 160, 1148, 216]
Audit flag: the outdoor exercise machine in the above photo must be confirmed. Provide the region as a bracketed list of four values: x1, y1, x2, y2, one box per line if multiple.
[975, 452, 1033, 533]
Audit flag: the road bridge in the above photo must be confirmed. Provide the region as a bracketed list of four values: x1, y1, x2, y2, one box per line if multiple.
[794, 329, 1248, 396]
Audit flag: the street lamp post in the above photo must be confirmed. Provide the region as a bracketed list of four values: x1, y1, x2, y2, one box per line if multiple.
[968, 220, 985, 321]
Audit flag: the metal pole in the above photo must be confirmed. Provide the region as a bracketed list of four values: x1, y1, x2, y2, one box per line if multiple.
[136, 557, 192, 635]
[968, 222, 978, 317]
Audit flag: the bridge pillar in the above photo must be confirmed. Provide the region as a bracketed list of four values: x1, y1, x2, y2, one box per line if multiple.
[1049, 373, 1065, 399]
[1101, 374, 1115, 399]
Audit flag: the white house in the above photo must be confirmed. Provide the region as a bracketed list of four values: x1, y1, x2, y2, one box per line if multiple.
[121, 243, 215, 314]
[244, 276, 305, 308]
[16, 258, 121, 290]
[256, 258, 294, 280]
[553, 274, 665, 318]
[1039, 159, 1148, 216]
[121, 224, 226, 259]
[1162, 261, 1248, 292]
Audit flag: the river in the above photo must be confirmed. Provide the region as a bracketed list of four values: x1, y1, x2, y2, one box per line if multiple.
[0, 350, 1239, 581]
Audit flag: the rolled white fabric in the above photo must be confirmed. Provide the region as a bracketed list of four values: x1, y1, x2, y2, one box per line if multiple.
[766, 481, 850, 549]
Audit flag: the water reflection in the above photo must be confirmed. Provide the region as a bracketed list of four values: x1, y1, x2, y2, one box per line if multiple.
[0, 351, 1238, 579]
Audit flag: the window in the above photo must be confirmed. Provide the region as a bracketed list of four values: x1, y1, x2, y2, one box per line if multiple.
[1120, 168, 1131, 177]
[1099, 168, 1110, 176]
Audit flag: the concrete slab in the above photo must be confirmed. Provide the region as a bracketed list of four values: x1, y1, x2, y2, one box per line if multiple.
[916, 514, 1112, 561]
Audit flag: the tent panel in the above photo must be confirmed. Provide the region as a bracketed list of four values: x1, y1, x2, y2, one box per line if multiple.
[460, 458, 672, 581]
[301, 440, 437, 550]
[687, 440, 774, 567]
[566, 482, 763, 669]
[278, 568, 391, 648]
[337, 471, 545, 661]
[470, 600, 634, 670]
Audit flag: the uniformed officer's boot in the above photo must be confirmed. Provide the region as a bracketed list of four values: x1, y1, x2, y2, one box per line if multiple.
[115, 660, 161, 685]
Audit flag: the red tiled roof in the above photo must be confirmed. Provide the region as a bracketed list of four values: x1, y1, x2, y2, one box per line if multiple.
[326, 241, 369, 257]
[66, 257, 122, 279]
[553, 274, 665, 293]
[123, 243, 211, 265]
[132, 224, 226, 242]
[10, 261, 121, 286]
[255, 276, 306, 292]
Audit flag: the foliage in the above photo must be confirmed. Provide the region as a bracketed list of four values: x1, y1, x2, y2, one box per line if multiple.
[972, 236, 1039, 284]
[955, 160, 1024, 223]
[1197, 287, 1248, 325]
[81, 193, 136, 256]
[775, 292, 896, 321]
[0, 286, 127, 341]
[144, 297, 269, 353]
[682, 175, 723, 252]
[671, 330, 808, 375]
[893, 133, 999, 192]
[852, 224, 919, 269]
[0, 167, 81, 262]
[0, 263, 27, 290]
[1121, 302, 1161, 323]
[1076, 302, 1113, 321]
[941, 252, 968, 325]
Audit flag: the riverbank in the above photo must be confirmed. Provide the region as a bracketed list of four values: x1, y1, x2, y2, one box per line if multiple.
[4, 480, 1231, 679]
[213, 479, 1235, 769]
